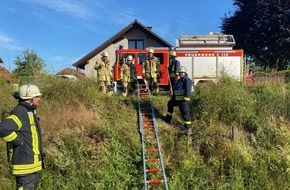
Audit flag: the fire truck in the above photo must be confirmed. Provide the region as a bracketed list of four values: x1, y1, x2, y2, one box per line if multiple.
[113, 33, 244, 89]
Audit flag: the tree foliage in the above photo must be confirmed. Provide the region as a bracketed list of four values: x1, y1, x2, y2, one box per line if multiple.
[222, 0, 290, 70]
[13, 49, 46, 76]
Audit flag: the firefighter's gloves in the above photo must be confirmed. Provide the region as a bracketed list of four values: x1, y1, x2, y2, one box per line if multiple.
[183, 97, 190, 101]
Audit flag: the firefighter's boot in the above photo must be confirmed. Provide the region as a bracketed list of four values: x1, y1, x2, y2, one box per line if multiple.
[184, 123, 192, 131]
[164, 114, 172, 124]
[152, 82, 159, 95]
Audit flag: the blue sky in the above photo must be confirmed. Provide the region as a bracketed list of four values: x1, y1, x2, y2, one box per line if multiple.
[0, 0, 235, 73]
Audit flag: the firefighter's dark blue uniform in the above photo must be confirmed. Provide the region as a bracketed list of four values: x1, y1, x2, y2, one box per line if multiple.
[168, 58, 180, 86]
[164, 74, 193, 130]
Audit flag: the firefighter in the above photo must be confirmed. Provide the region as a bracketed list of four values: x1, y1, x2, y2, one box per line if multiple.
[168, 51, 181, 88]
[128, 55, 137, 94]
[142, 48, 161, 95]
[120, 55, 132, 97]
[164, 66, 193, 132]
[0, 84, 44, 190]
[94, 51, 113, 95]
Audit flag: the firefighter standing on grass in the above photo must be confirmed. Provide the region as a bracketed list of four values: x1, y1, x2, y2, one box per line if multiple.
[128, 55, 137, 94]
[94, 51, 113, 95]
[168, 51, 181, 87]
[0, 84, 44, 190]
[120, 55, 133, 97]
[142, 48, 161, 95]
[164, 66, 193, 133]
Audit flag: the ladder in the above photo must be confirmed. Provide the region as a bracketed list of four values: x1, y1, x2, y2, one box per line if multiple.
[137, 81, 169, 190]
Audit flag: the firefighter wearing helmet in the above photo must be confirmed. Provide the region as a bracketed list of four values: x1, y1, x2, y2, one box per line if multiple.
[128, 55, 137, 94]
[142, 48, 161, 95]
[120, 55, 135, 97]
[0, 84, 44, 189]
[168, 51, 180, 87]
[94, 51, 113, 95]
[164, 66, 193, 135]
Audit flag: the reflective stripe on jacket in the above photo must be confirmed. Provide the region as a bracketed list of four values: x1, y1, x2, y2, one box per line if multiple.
[142, 56, 160, 78]
[95, 59, 112, 81]
[0, 102, 43, 175]
[173, 75, 193, 101]
[168, 59, 180, 78]
[120, 63, 130, 82]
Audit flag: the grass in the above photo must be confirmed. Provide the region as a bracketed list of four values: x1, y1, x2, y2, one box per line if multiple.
[0, 76, 289, 189]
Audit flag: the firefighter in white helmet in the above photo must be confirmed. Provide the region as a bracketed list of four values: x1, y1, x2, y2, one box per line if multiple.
[164, 66, 193, 134]
[168, 51, 180, 87]
[127, 55, 137, 94]
[142, 48, 161, 95]
[0, 84, 44, 189]
[94, 51, 113, 95]
[120, 55, 134, 97]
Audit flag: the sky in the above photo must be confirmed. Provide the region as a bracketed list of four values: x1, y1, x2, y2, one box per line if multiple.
[0, 0, 236, 74]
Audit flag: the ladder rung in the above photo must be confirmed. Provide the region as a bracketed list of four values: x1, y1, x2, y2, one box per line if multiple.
[146, 149, 158, 153]
[146, 158, 159, 162]
[146, 168, 161, 173]
[147, 179, 163, 184]
[143, 119, 153, 122]
[143, 125, 154, 129]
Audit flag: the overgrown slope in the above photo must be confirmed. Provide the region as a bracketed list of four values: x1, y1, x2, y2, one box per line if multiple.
[0, 77, 289, 190]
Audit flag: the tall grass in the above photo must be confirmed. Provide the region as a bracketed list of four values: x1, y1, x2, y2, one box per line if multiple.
[0, 76, 289, 189]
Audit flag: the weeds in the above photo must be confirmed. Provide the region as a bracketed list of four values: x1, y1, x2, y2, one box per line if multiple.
[0, 76, 289, 189]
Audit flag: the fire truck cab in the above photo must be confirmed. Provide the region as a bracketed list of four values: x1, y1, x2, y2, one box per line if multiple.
[113, 48, 170, 88]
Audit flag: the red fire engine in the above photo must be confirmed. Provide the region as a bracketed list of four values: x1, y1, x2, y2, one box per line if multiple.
[113, 33, 244, 89]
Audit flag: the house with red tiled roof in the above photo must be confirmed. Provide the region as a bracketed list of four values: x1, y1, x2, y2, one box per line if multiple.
[56, 68, 85, 80]
[0, 66, 13, 82]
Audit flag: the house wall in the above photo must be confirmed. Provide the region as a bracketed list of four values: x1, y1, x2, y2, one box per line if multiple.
[85, 28, 166, 78]
[85, 39, 127, 78]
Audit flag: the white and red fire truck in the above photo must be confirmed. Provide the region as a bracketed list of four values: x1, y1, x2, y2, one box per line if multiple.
[113, 33, 244, 89]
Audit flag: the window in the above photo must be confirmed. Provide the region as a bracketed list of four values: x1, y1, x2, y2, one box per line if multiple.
[129, 40, 144, 49]
[154, 53, 163, 64]
[138, 53, 146, 65]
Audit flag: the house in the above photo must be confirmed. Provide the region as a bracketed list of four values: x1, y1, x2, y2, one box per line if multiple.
[56, 68, 85, 80]
[73, 19, 173, 78]
[0, 66, 13, 82]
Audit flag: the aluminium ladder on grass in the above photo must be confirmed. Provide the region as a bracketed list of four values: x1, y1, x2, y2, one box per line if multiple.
[137, 81, 169, 190]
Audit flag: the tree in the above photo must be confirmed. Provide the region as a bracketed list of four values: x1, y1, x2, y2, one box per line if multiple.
[13, 49, 46, 76]
[222, 0, 290, 70]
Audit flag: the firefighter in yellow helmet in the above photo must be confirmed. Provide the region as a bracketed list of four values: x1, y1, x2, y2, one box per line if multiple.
[142, 48, 161, 95]
[0, 84, 44, 190]
[94, 51, 113, 95]
[120, 55, 133, 97]
[164, 66, 193, 134]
